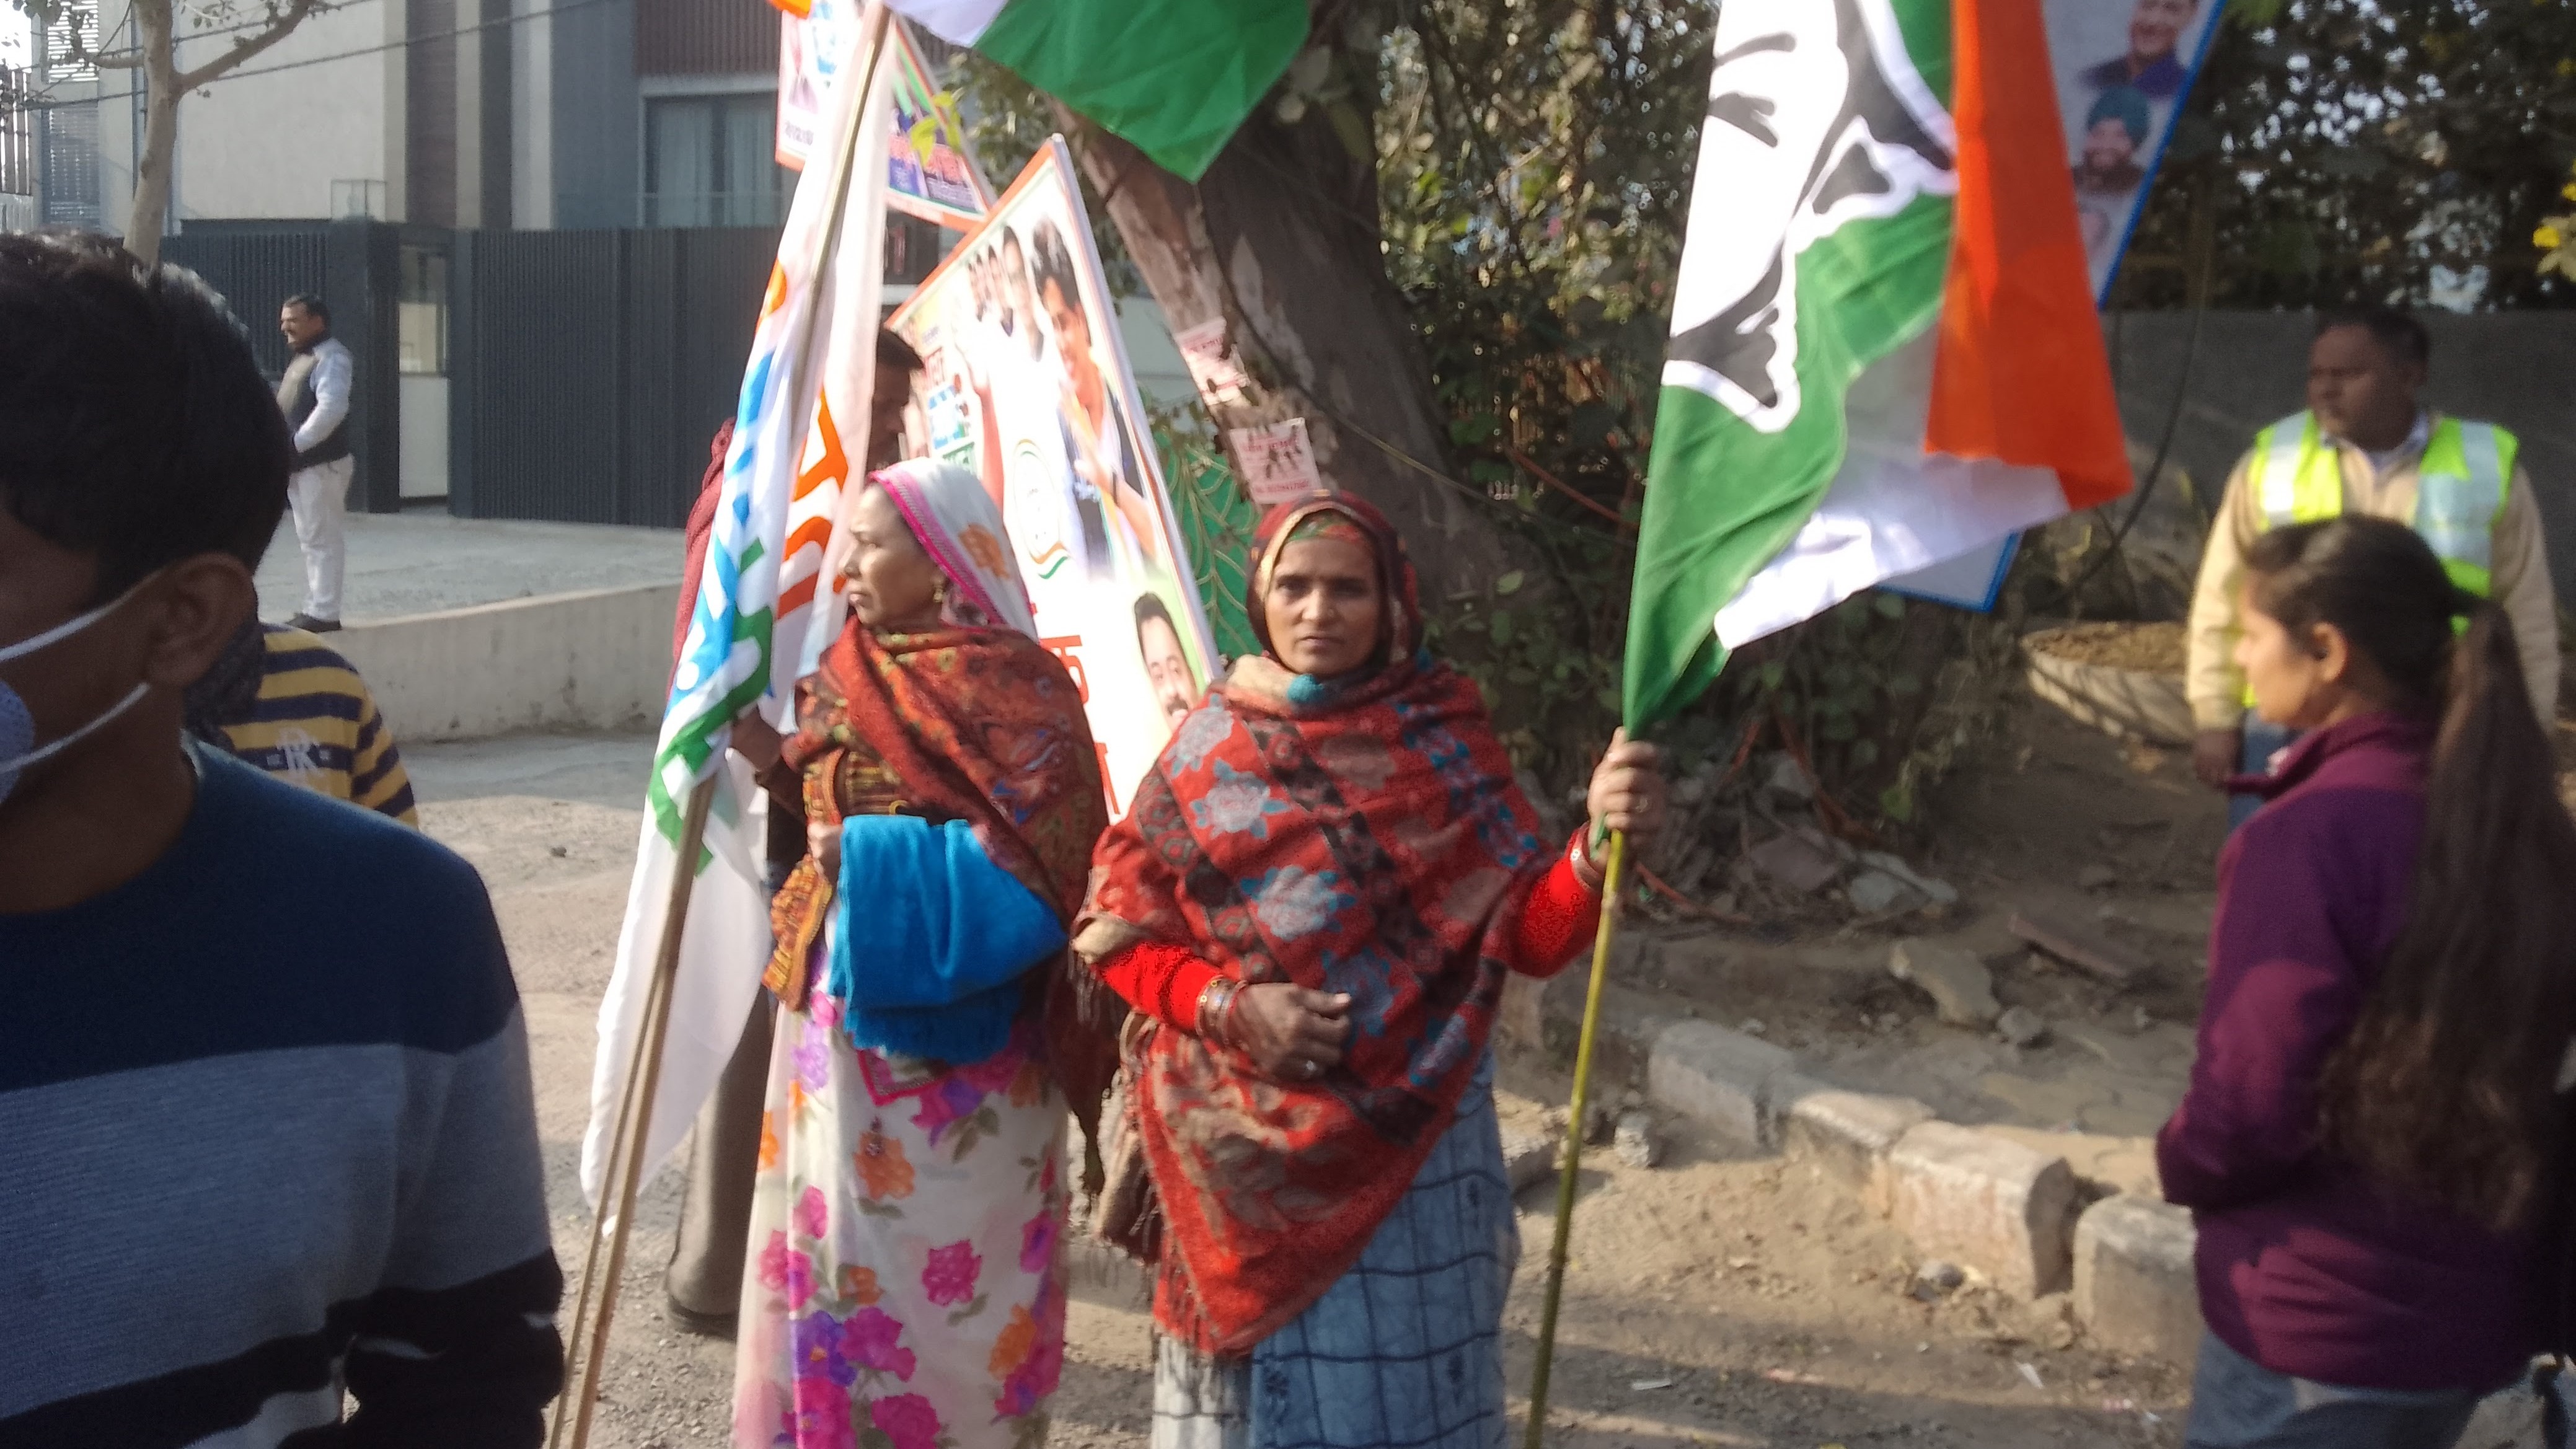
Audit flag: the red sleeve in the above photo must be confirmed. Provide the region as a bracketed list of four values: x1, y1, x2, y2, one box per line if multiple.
[1093, 939, 1222, 1031]
[671, 422, 732, 676]
[1507, 837, 1603, 979]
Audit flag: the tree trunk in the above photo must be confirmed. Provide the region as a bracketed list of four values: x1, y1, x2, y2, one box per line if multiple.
[1055, 106, 1527, 606]
[128, 0, 179, 266]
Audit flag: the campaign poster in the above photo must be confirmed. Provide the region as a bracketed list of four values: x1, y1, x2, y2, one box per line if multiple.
[773, 0, 858, 170]
[889, 138, 1222, 815]
[2045, 0, 2222, 300]
[883, 20, 993, 225]
[780, 13, 988, 228]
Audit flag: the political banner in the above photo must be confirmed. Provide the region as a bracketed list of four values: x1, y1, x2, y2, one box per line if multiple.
[780, 9, 989, 232]
[884, 19, 993, 225]
[2047, 0, 2221, 301]
[889, 138, 1222, 813]
[774, 0, 860, 169]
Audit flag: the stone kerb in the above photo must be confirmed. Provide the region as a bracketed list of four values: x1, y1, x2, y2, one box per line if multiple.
[1885, 1123, 2080, 1300]
[2073, 1194, 2203, 1361]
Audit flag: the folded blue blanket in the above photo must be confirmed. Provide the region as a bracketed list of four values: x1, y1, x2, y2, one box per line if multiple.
[826, 813, 1066, 1063]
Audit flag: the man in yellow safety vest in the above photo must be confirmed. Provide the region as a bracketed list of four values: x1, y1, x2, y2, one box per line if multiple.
[2187, 307, 2559, 827]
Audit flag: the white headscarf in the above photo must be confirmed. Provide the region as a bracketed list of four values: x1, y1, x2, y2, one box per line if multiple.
[866, 458, 1040, 638]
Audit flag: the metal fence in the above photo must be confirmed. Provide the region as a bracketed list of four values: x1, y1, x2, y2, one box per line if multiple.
[450, 224, 779, 526]
[167, 222, 405, 511]
[165, 228, 335, 376]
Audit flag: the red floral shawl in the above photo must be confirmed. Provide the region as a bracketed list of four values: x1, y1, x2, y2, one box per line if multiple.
[767, 617, 1121, 1150]
[1074, 493, 1556, 1354]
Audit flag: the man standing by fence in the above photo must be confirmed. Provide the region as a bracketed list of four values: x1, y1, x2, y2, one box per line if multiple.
[276, 293, 352, 632]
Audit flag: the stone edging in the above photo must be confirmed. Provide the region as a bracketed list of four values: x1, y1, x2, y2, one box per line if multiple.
[1501, 968, 2203, 1364]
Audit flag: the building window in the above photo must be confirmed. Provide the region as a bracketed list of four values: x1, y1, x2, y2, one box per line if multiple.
[645, 92, 783, 228]
[399, 246, 448, 376]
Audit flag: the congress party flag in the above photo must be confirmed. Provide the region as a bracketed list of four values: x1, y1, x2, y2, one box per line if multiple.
[583, 9, 896, 1207]
[1623, 0, 2132, 728]
[886, 0, 1308, 180]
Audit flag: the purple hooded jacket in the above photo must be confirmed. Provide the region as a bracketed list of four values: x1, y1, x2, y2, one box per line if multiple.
[2158, 711, 2539, 1391]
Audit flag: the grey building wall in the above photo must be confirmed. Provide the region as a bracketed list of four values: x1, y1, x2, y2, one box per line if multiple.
[549, 0, 639, 227]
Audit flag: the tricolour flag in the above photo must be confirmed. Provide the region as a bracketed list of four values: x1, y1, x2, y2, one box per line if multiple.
[581, 11, 897, 1207]
[886, 0, 1308, 180]
[1623, 0, 2131, 728]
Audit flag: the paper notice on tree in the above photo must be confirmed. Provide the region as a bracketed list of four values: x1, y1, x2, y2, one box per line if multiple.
[1228, 418, 1324, 506]
[1175, 319, 1251, 405]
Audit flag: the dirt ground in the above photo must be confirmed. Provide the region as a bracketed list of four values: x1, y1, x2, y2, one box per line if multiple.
[405, 718, 2552, 1449]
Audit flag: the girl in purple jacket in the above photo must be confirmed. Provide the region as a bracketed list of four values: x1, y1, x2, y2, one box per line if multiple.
[2160, 515, 2576, 1447]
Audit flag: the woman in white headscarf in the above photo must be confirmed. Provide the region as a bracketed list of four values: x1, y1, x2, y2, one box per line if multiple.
[730, 460, 1118, 1449]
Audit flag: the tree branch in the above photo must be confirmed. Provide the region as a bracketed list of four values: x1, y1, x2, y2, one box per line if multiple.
[58, 19, 149, 70]
[174, 0, 321, 90]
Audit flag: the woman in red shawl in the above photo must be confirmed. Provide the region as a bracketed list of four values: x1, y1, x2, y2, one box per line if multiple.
[730, 459, 1114, 1449]
[1078, 492, 1667, 1448]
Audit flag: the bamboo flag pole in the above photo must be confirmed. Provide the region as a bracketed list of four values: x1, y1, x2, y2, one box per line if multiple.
[1521, 827, 1630, 1449]
[550, 774, 718, 1449]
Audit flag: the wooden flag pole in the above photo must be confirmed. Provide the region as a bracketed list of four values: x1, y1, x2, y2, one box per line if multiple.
[1521, 828, 1630, 1449]
[549, 775, 718, 1449]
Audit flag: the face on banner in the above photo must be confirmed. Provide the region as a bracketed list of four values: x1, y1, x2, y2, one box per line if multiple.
[2045, 0, 2220, 297]
[889, 139, 1221, 817]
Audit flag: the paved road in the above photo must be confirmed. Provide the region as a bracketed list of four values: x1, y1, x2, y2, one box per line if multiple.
[404, 731, 2551, 1449]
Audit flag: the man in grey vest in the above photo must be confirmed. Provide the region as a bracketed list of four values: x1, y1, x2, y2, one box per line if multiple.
[276, 294, 353, 632]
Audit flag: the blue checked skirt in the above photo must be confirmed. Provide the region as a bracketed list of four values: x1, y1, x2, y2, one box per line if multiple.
[1152, 1053, 1520, 1449]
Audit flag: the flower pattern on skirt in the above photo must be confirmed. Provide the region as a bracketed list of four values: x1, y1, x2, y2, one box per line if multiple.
[733, 1000, 1067, 1449]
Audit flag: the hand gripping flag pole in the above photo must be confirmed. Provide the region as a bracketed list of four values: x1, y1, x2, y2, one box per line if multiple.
[1520, 828, 1628, 1449]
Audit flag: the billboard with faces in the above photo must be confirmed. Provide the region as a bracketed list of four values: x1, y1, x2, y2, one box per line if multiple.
[2047, 0, 2222, 299]
[888, 138, 1222, 817]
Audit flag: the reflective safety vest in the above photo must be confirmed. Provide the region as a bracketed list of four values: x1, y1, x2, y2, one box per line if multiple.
[2247, 410, 2520, 598]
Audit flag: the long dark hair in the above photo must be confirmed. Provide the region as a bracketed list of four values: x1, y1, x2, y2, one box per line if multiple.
[2244, 516, 2576, 1230]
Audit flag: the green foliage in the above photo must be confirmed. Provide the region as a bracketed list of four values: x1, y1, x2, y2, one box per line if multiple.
[2540, 161, 2576, 279]
[2122, 0, 2576, 309]
[1154, 416, 1264, 664]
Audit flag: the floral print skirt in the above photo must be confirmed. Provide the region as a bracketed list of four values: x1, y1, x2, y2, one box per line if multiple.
[732, 989, 1069, 1449]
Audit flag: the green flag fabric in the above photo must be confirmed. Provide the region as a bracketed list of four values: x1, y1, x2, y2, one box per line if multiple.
[1623, 0, 1958, 730]
[891, 0, 1309, 180]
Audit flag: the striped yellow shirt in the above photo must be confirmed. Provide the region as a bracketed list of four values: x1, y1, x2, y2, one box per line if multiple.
[218, 626, 419, 826]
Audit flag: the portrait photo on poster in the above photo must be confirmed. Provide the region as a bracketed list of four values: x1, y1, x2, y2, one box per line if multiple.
[888, 139, 1222, 812]
[2044, 0, 2222, 299]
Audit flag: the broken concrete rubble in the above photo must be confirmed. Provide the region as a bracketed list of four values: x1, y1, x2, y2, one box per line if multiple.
[1747, 827, 1845, 894]
[2009, 907, 2148, 985]
[1887, 940, 2002, 1028]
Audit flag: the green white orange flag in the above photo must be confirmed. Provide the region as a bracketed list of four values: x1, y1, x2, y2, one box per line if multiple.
[883, 0, 1308, 180]
[1623, 0, 2132, 728]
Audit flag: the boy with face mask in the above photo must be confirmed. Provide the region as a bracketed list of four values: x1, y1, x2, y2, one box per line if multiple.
[0, 236, 562, 1441]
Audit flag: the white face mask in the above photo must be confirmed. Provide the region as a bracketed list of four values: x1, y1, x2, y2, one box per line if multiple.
[0, 576, 159, 808]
